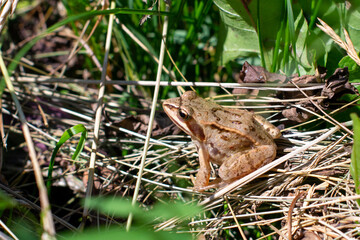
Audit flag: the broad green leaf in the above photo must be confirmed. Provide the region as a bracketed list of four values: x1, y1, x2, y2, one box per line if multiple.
[293, 10, 314, 75]
[350, 113, 360, 205]
[214, 0, 260, 65]
[84, 197, 202, 221]
[214, 0, 283, 66]
[286, 0, 298, 75]
[347, 7, 360, 52]
[47, 124, 87, 193]
[65, 227, 193, 240]
[150, 202, 202, 220]
[339, 56, 360, 82]
[84, 197, 143, 218]
[213, 0, 353, 75]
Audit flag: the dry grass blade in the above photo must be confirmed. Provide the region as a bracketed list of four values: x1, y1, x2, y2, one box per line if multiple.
[0, 0, 18, 33]
[81, 1, 116, 225]
[0, 219, 18, 240]
[317, 18, 360, 66]
[0, 55, 55, 237]
[343, 28, 360, 66]
[224, 196, 247, 239]
[126, 2, 170, 231]
[290, 80, 353, 135]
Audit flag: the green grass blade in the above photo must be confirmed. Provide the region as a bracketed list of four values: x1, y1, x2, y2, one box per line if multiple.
[309, 0, 322, 30]
[350, 113, 360, 205]
[1, 8, 173, 97]
[284, 0, 300, 75]
[256, 0, 266, 69]
[271, 6, 285, 72]
[47, 124, 88, 194]
[286, 0, 295, 44]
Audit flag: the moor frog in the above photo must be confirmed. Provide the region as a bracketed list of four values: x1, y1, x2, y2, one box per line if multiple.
[163, 91, 281, 191]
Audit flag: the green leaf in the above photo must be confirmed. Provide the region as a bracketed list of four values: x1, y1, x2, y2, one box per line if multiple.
[84, 197, 202, 221]
[0, 190, 16, 209]
[78, 197, 200, 240]
[350, 113, 360, 205]
[286, 0, 296, 58]
[214, 0, 260, 64]
[293, 10, 314, 75]
[47, 124, 87, 193]
[84, 197, 143, 218]
[64, 227, 193, 240]
[150, 202, 202, 220]
[338, 56, 360, 82]
[347, 7, 360, 52]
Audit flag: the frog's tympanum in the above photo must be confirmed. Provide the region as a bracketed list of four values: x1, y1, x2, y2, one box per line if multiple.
[163, 91, 281, 191]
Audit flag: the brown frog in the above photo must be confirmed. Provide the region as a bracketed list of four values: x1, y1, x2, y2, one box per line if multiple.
[163, 91, 281, 191]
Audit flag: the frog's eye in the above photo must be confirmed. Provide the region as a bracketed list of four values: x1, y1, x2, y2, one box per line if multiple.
[178, 108, 190, 120]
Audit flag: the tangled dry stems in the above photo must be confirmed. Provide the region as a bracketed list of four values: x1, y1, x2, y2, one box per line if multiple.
[2, 76, 359, 238]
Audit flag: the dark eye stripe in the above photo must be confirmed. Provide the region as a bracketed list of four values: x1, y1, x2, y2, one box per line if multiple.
[187, 120, 205, 141]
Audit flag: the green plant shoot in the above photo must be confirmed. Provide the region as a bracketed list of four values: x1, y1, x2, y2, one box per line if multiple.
[350, 113, 360, 205]
[47, 124, 87, 194]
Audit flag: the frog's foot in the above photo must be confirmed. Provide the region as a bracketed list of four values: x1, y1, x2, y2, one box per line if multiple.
[193, 178, 222, 192]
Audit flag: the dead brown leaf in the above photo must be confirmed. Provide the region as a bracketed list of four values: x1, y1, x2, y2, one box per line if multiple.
[233, 63, 358, 122]
[233, 61, 286, 96]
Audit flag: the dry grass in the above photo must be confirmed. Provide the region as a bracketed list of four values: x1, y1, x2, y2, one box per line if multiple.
[2, 73, 360, 238]
[317, 18, 360, 67]
[1, 4, 360, 238]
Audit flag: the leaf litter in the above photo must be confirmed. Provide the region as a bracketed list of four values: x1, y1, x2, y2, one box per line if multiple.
[1, 3, 360, 238]
[234, 61, 358, 123]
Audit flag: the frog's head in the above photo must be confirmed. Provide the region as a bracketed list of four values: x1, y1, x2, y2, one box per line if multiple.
[163, 91, 205, 141]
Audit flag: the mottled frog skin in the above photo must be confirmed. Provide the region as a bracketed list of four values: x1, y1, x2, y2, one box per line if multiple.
[163, 91, 281, 191]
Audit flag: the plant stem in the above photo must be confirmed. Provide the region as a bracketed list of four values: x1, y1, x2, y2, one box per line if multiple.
[81, 0, 116, 228]
[126, 2, 170, 231]
[0, 53, 55, 238]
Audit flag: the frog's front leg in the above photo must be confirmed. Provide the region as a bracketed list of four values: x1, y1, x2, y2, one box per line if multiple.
[193, 143, 212, 192]
[218, 145, 276, 182]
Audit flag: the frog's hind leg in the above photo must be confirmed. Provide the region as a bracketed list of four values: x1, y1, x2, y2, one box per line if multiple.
[218, 145, 276, 182]
[193, 178, 223, 192]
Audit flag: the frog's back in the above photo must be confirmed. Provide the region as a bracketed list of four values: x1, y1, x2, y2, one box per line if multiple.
[208, 107, 275, 145]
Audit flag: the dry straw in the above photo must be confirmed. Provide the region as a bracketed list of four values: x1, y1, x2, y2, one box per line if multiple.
[0, 0, 18, 32]
[317, 17, 360, 66]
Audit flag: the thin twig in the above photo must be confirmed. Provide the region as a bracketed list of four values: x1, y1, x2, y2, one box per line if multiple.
[81, 0, 116, 226]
